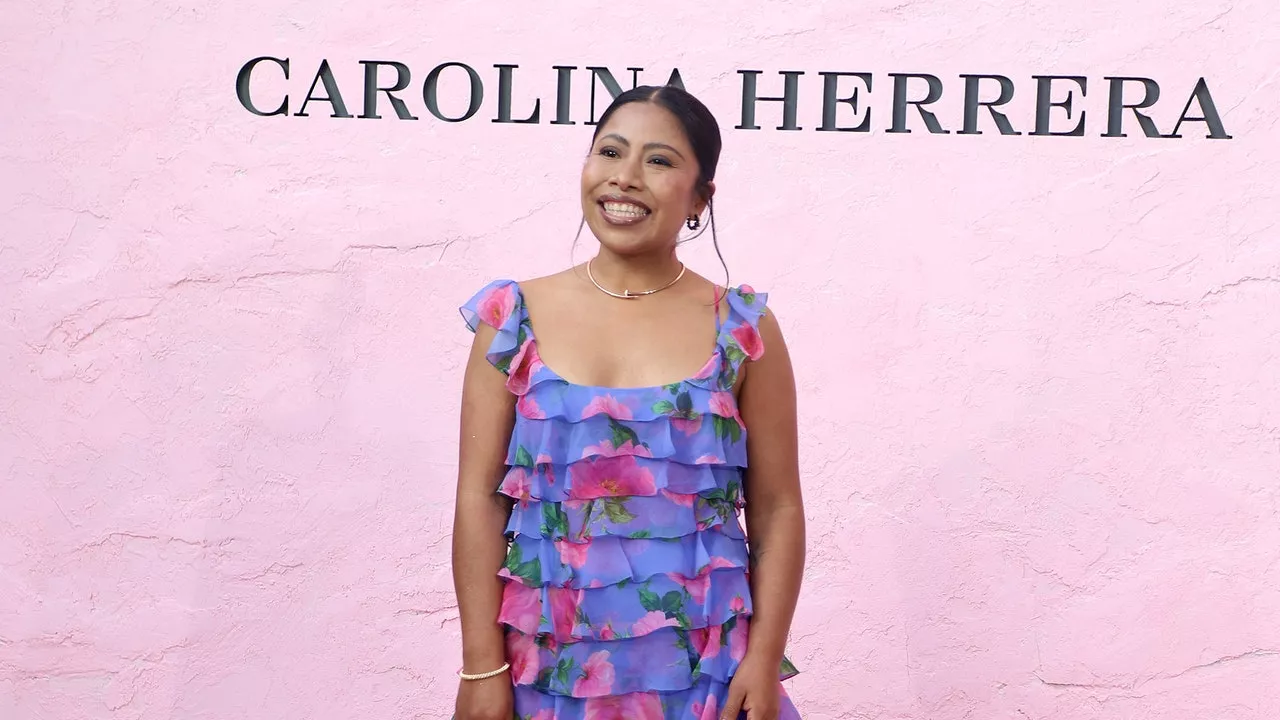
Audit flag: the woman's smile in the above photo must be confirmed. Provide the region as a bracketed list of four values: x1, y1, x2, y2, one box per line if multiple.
[598, 194, 652, 226]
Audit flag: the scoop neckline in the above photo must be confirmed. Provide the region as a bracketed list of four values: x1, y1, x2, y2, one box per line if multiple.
[513, 279, 735, 393]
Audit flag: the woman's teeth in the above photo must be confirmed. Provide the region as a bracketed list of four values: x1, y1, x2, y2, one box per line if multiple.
[602, 202, 649, 218]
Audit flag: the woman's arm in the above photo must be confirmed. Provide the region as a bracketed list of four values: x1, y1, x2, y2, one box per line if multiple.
[452, 323, 518, 673]
[737, 309, 806, 666]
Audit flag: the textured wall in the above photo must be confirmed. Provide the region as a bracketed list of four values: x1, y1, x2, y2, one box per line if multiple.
[3, 1, 1279, 718]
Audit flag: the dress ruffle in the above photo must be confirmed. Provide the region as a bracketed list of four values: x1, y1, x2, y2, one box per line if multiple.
[505, 494, 745, 542]
[500, 529, 749, 589]
[459, 279, 799, 718]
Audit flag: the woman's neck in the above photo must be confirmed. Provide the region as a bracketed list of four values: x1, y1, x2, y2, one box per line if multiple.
[587, 247, 685, 293]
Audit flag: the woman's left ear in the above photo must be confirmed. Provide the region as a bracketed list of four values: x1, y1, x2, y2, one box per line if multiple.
[694, 181, 716, 215]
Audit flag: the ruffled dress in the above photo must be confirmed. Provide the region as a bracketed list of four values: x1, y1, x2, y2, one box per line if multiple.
[461, 279, 800, 720]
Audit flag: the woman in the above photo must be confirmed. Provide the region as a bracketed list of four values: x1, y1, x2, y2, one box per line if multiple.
[452, 84, 805, 720]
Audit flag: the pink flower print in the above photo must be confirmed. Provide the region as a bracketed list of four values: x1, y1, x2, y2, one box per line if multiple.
[669, 557, 738, 604]
[731, 322, 765, 361]
[505, 629, 541, 685]
[728, 613, 750, 661]
[556, 539, 590, 569]
[692, 353, 718, 381]
[581, 440, 652, 459]
[730, 595, 746, 615]
[499, 467, 534, 506]
[548, 587, 583, 640]
[660, 489, 696, 507]
[708, 391, 741, 423]
[688, 624, 722, 660]
[568, 456, 657, 499]
[692, 694, 719, 720]
[583, 692, 663, 720]
[631, 610, 678, 637]
[498, 582, 541, 634]
[599, 623, 616, 641]
[507, 337, 545, 395]
[477, 283, 516, 329]
[582, 395, 633, 420]
[573, 650, 616, 697]
[670, 413, 703, 436]
[695, 453, 724, 465]
[517, 394, 546, 419]
[530, 712, 555, 720]
[700, 623, 723, 660]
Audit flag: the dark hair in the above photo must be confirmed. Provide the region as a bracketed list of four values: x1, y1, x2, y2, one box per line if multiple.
[577, 84, 731, 292]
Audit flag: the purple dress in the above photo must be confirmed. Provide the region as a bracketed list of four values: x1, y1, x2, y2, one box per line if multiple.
[461, 279, 800, 720]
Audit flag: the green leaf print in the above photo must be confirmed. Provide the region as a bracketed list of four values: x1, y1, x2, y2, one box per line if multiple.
[652, 399, 677, 414]
[663, 381, 684, 395]
[780, 656, 800, 677]
[675, 628, 690, 652]
[575, 500, 597, 542]
[660, 591, 685, 617]
[718, 365, 738, 390]
[639, 587, 662, 612]
[712, 416, 742, 444]
[628, 529, 653, 539]
[724, 343, 747, 367]
[535, 666, 554, 690]
[608, 418, 640, 449]
[503, 544, 542, 585]
[494, 355, 513, 375]
[514, 445, 534, 468]
[540, 502, 569, 538]
[739, 290, 756, 306]
[676, 391, 693, 413]
[553, 656, 575, 691]
[602, 498, 637, 524]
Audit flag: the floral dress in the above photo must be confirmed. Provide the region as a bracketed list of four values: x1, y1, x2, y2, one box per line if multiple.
[460, 279, 801, 720]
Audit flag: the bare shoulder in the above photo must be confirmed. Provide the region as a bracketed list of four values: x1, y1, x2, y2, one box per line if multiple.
[517, 268, 583, 305]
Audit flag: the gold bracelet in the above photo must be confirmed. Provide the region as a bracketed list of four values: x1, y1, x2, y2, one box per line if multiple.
[457, 662, 510, 681]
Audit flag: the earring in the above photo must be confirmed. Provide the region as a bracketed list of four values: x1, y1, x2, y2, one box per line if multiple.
[686, 216, 701, 231]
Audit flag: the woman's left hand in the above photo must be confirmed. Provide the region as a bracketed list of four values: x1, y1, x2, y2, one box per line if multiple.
[720, 652, 781, 720]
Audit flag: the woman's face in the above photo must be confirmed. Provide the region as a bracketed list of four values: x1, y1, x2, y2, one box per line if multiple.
[580, 101, 710, 257]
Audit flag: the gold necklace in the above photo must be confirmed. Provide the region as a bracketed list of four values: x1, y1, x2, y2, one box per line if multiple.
[586, 258, 687, 300]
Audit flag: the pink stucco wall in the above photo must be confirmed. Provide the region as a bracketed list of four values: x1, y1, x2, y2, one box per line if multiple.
[3, 2, 1279, 718]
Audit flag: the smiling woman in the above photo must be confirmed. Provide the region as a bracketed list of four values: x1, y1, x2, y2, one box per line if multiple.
[450, 85, 807, 720]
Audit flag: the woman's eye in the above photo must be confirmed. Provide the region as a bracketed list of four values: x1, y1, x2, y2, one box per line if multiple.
[648, 156, 673, 167]
[599, 147, 620, 158]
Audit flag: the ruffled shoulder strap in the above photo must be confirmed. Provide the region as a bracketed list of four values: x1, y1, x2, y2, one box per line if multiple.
[713, 284, 769, 388]
[460, 279, 527, 375]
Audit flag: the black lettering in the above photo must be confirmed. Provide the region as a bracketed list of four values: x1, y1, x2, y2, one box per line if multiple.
[236, 56, 290, 116]
[736, 70, 804, 131]
[295, 59, 352, 118]
[959, 74, 1020, 135]
[586, 67, 642, 124]
[423, 62, 484, 122]
[1167, 77, 1232, 139]
[359, 61, 417, 120]
[551, 65, 576, 126]
[817, 72, 872, 132]
[887, 73, 948, 134]
[493, 64, 540, 124]
[1103, 76, 1163, 138]
[1031, 75, 1087, 136]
